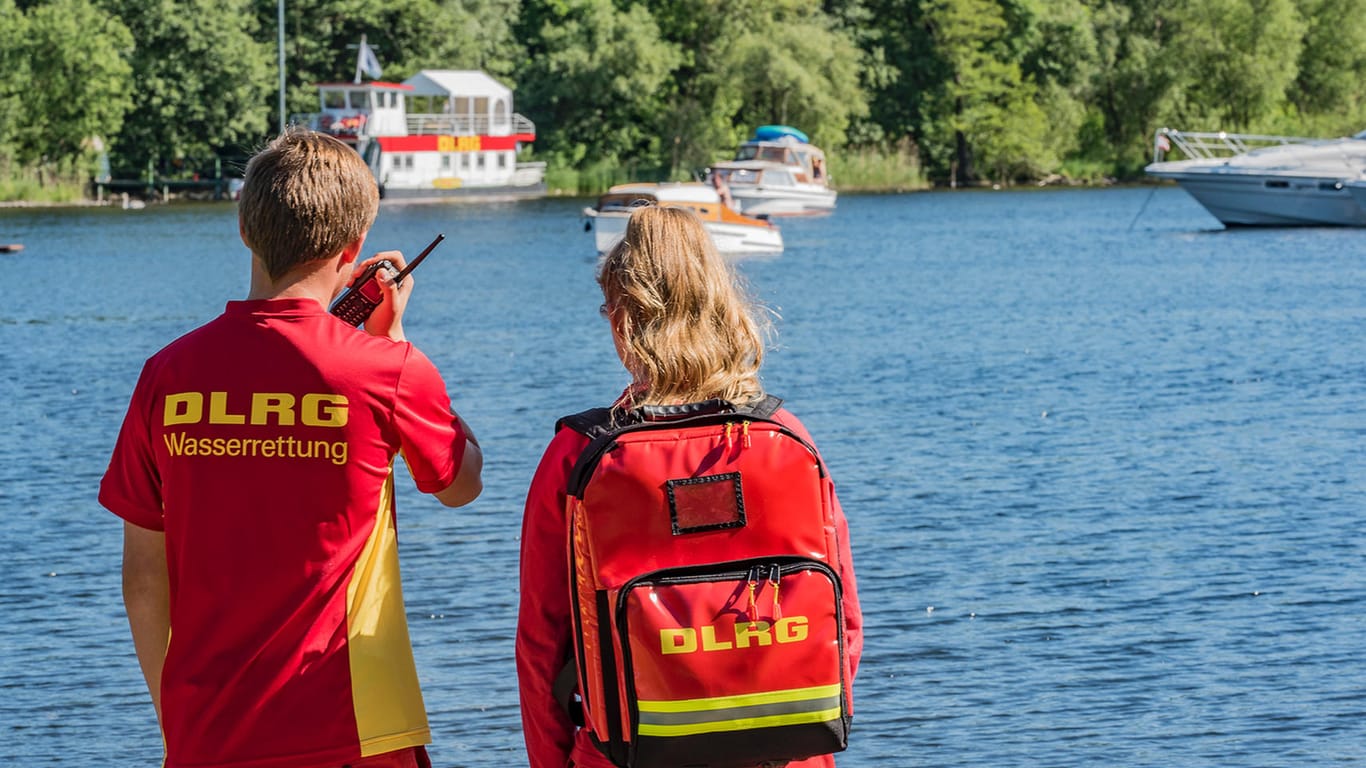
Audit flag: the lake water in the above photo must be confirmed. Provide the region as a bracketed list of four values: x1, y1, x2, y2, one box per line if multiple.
[2, 188, 1363, 767]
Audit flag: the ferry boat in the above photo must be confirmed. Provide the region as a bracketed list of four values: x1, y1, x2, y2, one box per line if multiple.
[583, 182, 784, 256]
[297, 69, 545, 201]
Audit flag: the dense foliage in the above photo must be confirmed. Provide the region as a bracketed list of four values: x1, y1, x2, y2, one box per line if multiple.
[2, 0, 1364, 192]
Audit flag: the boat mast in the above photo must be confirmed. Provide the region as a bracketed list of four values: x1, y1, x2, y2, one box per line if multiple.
[276, 0, 285, 133]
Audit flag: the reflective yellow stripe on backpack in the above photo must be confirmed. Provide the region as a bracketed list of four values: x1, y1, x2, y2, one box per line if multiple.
[636, 684, 843, 737]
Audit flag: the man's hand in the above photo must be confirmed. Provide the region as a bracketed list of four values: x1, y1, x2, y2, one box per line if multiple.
[351, 250, 412, 341]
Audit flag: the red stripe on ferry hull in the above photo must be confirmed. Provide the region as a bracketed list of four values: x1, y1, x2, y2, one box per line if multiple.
[376, 134, 534, 152]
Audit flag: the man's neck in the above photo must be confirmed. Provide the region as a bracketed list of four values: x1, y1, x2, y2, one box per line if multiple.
[246, 258, 343, 305]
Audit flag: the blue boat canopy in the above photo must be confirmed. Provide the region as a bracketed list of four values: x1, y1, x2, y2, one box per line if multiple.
[752, 125, 809, 144]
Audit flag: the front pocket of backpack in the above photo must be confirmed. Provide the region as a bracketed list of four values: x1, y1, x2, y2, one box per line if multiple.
[616, 559, 848, 768]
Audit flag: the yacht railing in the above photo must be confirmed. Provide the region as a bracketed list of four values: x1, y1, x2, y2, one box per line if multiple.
[1152, 128, 1317, 162]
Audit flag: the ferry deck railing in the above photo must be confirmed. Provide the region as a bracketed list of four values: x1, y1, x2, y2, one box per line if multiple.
[291, 112, 537, 139]
[405, 113, 535, 137]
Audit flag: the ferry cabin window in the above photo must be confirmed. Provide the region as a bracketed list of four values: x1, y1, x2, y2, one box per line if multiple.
[349, 91, 370, 109]
[323, 91, 346, 109]
[477, 153, 486, 170]
[498, 153, 508, 169]
[461, 154, 471, 171]
[441, 155, 452, 171]
[475, 97, 489, 133]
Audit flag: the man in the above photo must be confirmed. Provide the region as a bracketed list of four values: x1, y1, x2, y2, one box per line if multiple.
[100, 128, 483, 768]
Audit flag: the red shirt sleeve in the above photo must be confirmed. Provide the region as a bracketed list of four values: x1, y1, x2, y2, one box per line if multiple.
[393, 345, 465, 494]
[99, 358, 166, 531]
[516, 426, 590, 768]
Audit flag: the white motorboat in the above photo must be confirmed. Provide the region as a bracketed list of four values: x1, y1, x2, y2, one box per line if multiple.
[583, 183, 784, 256]
[1144, 127, 1366, 226]
[705, 126, 836, 217]
[1347, 172, 1366, 213]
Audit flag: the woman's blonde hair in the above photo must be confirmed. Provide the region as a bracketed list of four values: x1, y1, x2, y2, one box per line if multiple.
[598, 206, 768, 407]
[238, 127, 379, 280]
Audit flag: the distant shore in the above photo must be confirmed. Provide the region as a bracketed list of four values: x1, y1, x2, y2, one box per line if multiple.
[0, 199, 105, 208]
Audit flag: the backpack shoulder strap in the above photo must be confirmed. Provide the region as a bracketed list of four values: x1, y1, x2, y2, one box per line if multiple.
[743, 394, 784, 420]
[559, 395, 783, 436]
[555, 406, 617, 440]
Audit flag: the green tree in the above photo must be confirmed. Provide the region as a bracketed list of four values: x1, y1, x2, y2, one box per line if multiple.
[515, 0, 681, 167]
[1086, 1, 1184, 172]
[0, 0, 28, 167]
[648, 0, 867, 173]
[710, 1, 868, 150]
[106, 0, 273, 175]
[1008, 0, 1098, 168]
[923, 0, 1054, 183]
[1168, 0, 1305, 128]
[16, 0, 133, 169]
[1290, 0, 1366, 128]
[841, 0, 940, 150]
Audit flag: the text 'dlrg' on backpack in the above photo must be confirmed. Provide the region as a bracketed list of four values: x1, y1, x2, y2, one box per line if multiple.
[559, 396, 852, 768]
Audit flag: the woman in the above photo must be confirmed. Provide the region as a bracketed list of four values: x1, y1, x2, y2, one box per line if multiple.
[515, 206, 862, 768]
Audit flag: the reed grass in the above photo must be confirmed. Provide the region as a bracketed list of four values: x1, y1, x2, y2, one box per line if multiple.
[827, 145, 929, 192]
[0, 170, 87, 203]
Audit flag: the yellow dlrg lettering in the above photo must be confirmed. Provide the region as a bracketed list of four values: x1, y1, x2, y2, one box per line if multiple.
[251, 393, 295, 425]
[734, 620, 773, 649]
[657, 616, 809, 655]
[661, 628, 697, 655]
[301, 394, 348, 427]
[776, 616, 809, 643]
[164, 392, 203, 425]
[700, 625, 733, 651]
[437, 135, 456, 152]
[208, 392, 246, 424]
[161, 391, 348, 428]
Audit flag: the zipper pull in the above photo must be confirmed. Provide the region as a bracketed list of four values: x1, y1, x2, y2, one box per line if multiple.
[768, 564, 782, 620]
[741, 420, 752, 448]
[746, 565, 760, 626]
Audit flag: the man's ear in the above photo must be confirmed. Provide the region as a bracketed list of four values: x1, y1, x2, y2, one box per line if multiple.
[340, 233, 368, 265]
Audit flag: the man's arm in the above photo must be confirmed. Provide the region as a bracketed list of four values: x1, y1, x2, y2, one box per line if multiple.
[434, 413, 483, 507]
[122, 521, 170, 729]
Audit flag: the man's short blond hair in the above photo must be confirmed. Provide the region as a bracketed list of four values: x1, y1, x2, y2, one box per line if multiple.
[238, 128, 380, 280]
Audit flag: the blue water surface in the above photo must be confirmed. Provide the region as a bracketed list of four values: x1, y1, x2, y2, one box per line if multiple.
[1, 187, 1363, 766]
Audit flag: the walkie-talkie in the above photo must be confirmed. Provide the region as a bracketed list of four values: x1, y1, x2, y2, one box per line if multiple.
[330, 233, 445, 326]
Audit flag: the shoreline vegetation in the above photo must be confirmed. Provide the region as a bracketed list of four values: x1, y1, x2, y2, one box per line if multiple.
[5, 144, 1141, 207]
[5, 0, 1362, 209]
[2, 146, 938, 206]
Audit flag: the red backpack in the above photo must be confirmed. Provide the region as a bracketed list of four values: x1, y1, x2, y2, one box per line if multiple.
[558, 396, 852, 768]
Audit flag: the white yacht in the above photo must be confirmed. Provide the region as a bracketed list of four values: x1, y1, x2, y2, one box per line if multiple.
[1347, 172, 1366, 213]
[1144, 128, 1366, 226]
[706, 126, 836, 217]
